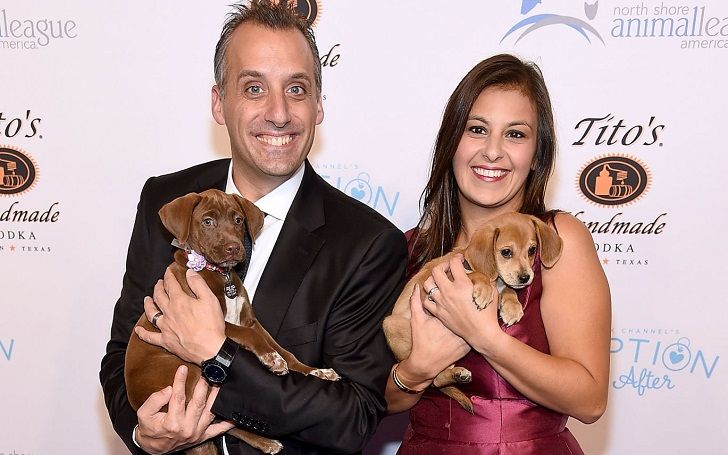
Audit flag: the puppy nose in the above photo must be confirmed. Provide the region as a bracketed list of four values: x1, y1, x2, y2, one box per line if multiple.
[225, 243, 241, 255]
[518, 273, 531, 284]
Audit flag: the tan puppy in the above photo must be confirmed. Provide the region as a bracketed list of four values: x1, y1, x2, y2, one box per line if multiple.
[383, 212, 562, 412]
[125, 189, 338, 455]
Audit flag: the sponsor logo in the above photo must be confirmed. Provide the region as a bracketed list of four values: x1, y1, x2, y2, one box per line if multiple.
[572, 114, 664, 147]
[576, 155, 651, 206]
[501, 1, 604, 45]
[0, 202, 60, 254]
[501, 2, 728, 49]
[0, 9, 78, 50]
[314, 163, 400, 218]
[0, 337, 14, 361]
[576, 210, 666, 234]
[611, 329, 720, 396]
[0, 110, 59, 255]
[574, 211, 665, 267]
[277, 0, 322, 26]
[0, 146, 38, 196]
[611, 3, 728, 49]
[570, 113, 665, 267]
[320, 43, 341, 69]
[0, 110, 42, 139]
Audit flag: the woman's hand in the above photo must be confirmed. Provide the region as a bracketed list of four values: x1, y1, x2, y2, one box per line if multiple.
[385, 283, 470, 414]
[398, 284, 471, 388]
[422, 254, 503, 354]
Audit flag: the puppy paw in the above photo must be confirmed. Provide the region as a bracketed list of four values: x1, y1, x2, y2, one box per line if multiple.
[500, 304, 524, 327]
[260, 439, 283, 454]
[472, 284, 494, 310]
[309, 368, 341, 381]
[261, 352, 289, 375]
[452, 367, 472, 384]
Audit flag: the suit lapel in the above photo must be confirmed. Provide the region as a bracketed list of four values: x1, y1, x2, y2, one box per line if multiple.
[195, 158, 229, 192]
[253, 161, 326, 336]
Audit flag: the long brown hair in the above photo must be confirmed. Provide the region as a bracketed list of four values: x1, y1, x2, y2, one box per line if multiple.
[408, 54, 557, 276]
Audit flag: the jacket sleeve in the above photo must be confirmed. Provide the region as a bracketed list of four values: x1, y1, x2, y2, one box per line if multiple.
[211, 227, 407, 453]
[99, 178, 169, 455]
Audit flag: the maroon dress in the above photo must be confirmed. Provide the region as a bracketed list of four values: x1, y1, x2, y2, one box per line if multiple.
[398, 257, 584, 454]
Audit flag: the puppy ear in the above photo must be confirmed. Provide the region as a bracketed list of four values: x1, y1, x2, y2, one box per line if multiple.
[532, 216, 563, 268]
[233, 194, 265, 242]
[159, 193, 202, 244]
[464, 225, 499, 281]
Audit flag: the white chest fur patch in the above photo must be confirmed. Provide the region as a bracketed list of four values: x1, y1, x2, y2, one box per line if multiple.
[224, 295, 242, 325]
[496, 277, 507, 294]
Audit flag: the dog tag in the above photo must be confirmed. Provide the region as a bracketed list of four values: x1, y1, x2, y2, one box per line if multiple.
[223, 272, 238, 299]
[224, 283, 238, 299]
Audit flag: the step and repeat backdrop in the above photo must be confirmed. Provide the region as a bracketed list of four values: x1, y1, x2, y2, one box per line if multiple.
[1, 1, 726, 454]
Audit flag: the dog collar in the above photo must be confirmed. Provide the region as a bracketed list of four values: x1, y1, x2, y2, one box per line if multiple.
[171, 239, 238, 298]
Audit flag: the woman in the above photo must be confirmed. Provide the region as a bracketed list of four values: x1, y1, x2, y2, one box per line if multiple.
[385, 54, 611, 454]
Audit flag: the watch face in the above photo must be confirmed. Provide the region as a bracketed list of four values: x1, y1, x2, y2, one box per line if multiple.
[202, 362, 227, 384]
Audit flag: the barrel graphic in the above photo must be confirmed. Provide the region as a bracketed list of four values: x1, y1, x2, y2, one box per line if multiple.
[0, 147, 37, 196]
[578, 155, 650, 206]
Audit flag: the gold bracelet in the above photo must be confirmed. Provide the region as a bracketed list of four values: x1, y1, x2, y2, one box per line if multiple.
[392, 364, 426, 395]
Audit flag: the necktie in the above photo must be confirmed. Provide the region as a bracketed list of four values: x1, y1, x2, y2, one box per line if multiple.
[236, 228, 253, 280]
[235, 213, 266, 280]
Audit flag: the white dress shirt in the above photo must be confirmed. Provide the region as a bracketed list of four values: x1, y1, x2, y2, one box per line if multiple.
[225, 162, 305, 301]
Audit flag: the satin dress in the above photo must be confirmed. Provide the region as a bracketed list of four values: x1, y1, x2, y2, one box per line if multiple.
[398, 258, 584, 454]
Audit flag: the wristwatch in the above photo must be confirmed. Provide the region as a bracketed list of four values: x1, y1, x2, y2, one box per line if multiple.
[200, 337, 239, 384]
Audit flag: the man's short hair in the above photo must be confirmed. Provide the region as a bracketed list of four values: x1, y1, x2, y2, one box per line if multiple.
[213, 0, 322, 97]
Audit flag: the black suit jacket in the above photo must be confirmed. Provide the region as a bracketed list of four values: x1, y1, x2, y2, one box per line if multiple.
[100, 159, 407, 454]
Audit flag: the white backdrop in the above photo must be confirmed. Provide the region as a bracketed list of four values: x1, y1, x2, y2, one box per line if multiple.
[1, 1, 726, 454]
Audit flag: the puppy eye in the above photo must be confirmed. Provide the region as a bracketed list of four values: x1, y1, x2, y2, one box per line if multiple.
[500, 248, 512, 258]
[528, 245, 537, 256]
[202, 217, 215, 227]
[234, 216, 243, 225]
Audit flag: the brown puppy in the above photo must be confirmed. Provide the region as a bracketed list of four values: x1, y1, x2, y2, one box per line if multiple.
[125, 189, 339, 455]
[383, 212, 562, 413]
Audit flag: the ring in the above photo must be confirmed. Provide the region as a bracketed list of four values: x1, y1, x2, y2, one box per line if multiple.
[151, 311, 163, 329]
[427, 286, 439, 301]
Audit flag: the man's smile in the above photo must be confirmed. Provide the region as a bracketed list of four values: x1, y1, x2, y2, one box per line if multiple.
[256, 134, 294, 147]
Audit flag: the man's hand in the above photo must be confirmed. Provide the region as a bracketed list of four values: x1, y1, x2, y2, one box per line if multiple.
[135, 268, 226, 365]
[136, 365, 234, 454]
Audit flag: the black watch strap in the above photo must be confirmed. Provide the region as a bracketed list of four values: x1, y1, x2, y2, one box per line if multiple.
[214, 337, 239, 368]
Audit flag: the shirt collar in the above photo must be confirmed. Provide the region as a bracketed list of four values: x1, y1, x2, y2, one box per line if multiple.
[224, 162, 305, 221]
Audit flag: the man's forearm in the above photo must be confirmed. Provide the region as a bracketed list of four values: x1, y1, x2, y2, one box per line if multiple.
[212, 344, 391, 453]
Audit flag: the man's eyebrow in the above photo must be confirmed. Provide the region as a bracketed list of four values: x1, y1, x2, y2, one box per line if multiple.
[289, 72, 313, 84]
[235, 70, 264, 83]
[235, 70, 312, 85]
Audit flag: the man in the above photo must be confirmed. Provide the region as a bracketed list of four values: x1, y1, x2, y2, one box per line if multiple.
[99, 1, 407, 454]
